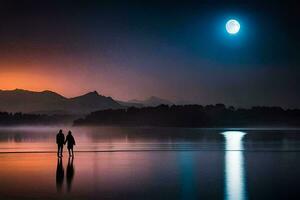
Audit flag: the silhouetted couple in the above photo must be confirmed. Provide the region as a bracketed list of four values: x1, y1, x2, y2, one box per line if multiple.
[56, 129, 76, 157]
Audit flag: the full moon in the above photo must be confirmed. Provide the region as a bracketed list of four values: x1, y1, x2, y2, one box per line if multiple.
[226, 19, 240, 34]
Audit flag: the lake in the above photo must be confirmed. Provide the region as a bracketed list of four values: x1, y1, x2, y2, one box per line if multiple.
[0, 126, 300, 199]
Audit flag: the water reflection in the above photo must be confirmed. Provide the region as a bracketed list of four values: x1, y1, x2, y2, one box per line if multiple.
[179, 152, 197, 200]
[222, 131, 247, 200]
[56, 157, 75, 193]
[56, 158, 64, 192]
[67, 157, 75, 192]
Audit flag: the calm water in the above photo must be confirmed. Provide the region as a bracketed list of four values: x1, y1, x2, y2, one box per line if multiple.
[0, 126, 300, 199]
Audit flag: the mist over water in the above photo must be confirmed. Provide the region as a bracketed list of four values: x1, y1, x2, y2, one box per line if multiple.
[1, 126, 300, 153]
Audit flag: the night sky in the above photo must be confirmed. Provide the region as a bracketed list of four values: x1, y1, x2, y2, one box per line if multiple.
[0, 1, 299, 108]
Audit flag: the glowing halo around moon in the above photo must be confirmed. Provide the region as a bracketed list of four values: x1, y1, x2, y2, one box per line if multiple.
[226, 19, 240, 34]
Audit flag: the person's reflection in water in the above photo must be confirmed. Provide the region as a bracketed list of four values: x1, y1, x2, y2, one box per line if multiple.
[56, 158, 64, 193]
[66, 156, 75, 192]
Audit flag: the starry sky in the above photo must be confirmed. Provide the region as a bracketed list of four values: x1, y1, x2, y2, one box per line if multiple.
[0, 1, 299, 107]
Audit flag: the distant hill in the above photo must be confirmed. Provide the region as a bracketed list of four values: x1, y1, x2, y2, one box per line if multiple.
[0, 89, 122, 114]
[68, 91, 122, 113]
[117, 100, 144, 108]
[128, 96, 173, 107]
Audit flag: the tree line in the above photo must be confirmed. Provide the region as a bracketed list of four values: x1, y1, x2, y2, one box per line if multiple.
[2, 104, 300, 127]
[73, 104, 300, 127]
[0, 112, 74, 125]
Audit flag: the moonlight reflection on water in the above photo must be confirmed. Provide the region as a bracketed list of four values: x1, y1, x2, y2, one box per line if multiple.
[222, 131, 247, 200]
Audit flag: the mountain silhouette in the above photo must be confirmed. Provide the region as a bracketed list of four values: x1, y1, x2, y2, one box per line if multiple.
[117, 100, 144, 108]
[68, 91, 121, 113]
[128, 96, 173, 107]
[0, 89, 122, 114]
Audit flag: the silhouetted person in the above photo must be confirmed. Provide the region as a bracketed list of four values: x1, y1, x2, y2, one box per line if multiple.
[56, 129, 65, 157]
[66, 156, 75, 192]
[56, 158, 64, 192]
[65, 130, 76, 157]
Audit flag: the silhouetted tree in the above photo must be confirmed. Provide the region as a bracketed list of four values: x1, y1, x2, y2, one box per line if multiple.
[0, 112, 76, 125]
[73, 104, 300, 127]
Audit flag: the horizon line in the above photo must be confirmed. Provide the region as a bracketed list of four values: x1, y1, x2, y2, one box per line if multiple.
[1, 88, 299, 109]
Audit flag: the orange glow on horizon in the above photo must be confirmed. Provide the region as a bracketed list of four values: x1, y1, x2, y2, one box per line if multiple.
[0, 70, 137, 100]
[0, 70, 90, 98]
[0, 61, 171, 101]
[0, 72, 54, 91]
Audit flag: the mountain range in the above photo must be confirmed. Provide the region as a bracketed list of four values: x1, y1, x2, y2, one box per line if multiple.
[128, 96, 173, 107]
[0, 89, 121, 114]
[0, 89, 173, 114]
